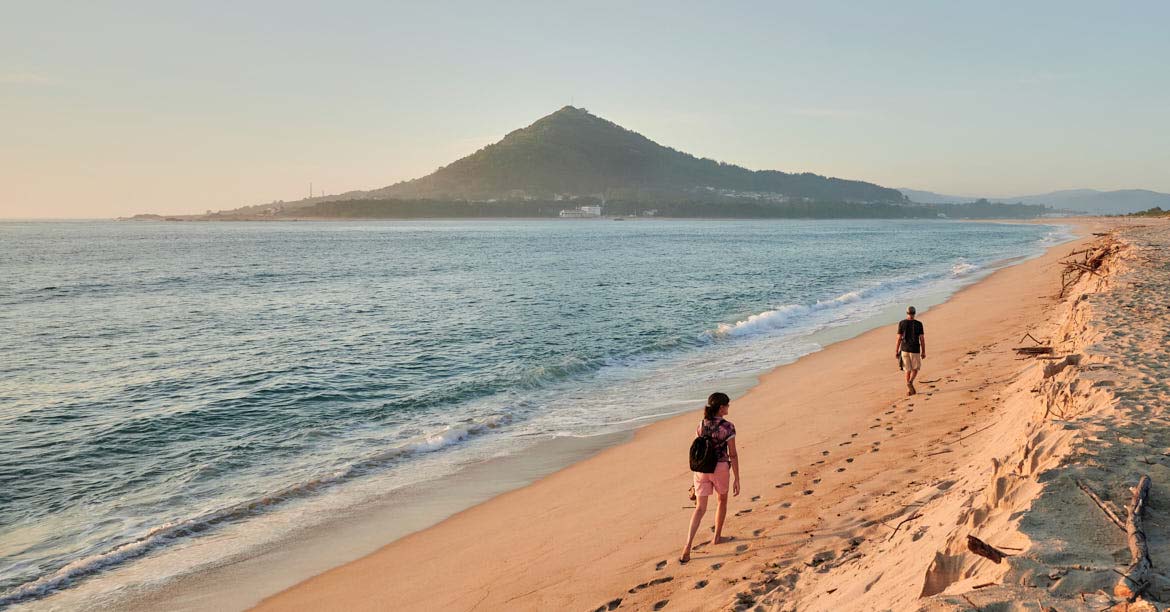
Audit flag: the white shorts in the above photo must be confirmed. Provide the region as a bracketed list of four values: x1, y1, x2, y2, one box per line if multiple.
[901, 351, 922, 371]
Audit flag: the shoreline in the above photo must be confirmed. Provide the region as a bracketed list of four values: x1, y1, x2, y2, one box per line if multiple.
[2, 219, 1066, 612]
[241, 220, 1109, 611]
[112, 215, 1082, 223]
[51, 220, 1062, 612]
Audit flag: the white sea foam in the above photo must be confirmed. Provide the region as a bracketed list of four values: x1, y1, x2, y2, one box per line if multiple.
[711, 270, 944, 339]
[0, 413, 512, 606]
[714, 304, 809, 337]
[951, 262, 980, 276]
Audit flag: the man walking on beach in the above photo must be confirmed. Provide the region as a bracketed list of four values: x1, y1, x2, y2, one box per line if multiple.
[896, 306, 925, 395]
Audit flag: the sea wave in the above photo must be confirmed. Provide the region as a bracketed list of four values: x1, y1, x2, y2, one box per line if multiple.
[710, 269, 942, 339]
[0, 413, 511, 606]
[951, 261, 980, 276]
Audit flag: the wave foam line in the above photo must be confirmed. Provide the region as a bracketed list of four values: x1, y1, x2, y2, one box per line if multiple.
[0, 414, 511, 606]
[711, 263, 986, 339]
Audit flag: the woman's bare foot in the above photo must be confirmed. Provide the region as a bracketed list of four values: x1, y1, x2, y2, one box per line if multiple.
[678, 553, 690, 564]
[710, 536, 727, 545]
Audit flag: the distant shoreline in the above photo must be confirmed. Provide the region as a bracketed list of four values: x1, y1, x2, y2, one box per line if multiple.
[114, 213, 1080, 222]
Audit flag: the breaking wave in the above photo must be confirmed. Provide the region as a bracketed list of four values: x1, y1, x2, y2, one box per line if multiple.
[0, 413, 511, 606]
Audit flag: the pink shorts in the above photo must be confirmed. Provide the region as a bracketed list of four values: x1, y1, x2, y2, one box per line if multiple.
[693, 462, 731, 497]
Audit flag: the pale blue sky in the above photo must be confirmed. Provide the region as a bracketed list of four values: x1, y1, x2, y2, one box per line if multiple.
[3, 1, 1168, 217]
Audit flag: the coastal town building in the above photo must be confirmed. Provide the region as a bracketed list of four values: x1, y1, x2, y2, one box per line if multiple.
[559, 205, 602, 218]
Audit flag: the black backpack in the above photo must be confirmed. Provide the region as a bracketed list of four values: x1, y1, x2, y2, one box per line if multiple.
[689, 421, 719, 473]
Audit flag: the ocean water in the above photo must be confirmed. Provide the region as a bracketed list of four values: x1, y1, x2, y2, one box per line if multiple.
[0, 219, 1069, 608]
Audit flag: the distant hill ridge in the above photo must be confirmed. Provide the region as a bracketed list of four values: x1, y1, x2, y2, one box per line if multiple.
[900, 187, 1170, 214]
[242, 106, 905, 214]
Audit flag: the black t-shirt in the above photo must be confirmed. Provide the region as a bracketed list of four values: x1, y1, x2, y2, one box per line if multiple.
[898, 319, 924, 353]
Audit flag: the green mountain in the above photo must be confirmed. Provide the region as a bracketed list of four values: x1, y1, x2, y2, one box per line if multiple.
[354, 106, 904, 204]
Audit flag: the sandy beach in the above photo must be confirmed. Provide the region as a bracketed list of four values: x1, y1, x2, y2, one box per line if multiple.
[251, 218, 1170, 611]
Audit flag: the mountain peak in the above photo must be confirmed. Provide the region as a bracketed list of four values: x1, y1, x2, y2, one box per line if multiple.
[358, 107, 905, 204]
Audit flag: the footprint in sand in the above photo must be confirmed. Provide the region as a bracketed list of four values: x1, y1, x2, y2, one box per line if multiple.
[735, 544, 750, 553]
[711, 562, 723, 570]
[694, 579, 709, 589]
[777, 515, 787, 521]
[751, 495, 761, 501]
[846, 458, 855, 463]
[822, 450, 830, 456]
[836, 467, 846, 472]
[790, 470, 799, 476]
[753, 528, 765, 536]
[653, 600, 669, 610]
[775, 482, 791, 488]
[839, 441, 852, 446]
[851, 432, 859, 437]
[655, 560, 667, 570]
[803, 490, 814, 495]
[812, 479, 822, 484]
[594, 597, 622, 612]
[780, 502, 792, 508]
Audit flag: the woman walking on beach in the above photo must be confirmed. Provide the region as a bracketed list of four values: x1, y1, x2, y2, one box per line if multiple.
[680, 392, 740, 563]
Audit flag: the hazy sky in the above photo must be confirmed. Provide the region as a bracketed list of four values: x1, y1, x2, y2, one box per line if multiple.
[3, 1, 1168, 218]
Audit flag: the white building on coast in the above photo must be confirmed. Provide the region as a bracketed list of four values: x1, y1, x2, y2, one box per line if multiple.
[559, 205, 602, 218]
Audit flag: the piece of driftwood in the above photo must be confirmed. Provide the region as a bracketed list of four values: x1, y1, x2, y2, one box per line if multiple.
[966, 535, 1006, 563]
[957, 422, 997, 444]
[886, 510, 922, 541]
[1074, 479, 1126, 532]
[1057, 235, 1121, 297]
[1014, 346, 1054, 355]
[1019, 332, 1048, 346]
[1114, 475, 1152, 601]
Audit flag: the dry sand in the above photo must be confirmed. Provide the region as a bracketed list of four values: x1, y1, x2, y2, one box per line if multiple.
[254, 218, 1170, 612]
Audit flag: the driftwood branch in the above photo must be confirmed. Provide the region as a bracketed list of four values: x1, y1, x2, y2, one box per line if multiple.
[1015, 346, 1054, 355]
[1019, 332, 1047, 346]
[957, 422, 997, 444]
[1075, 479, 1126, 532]
[1057, 236, 1121, 298]
[1114, 475, 1152, 602]
[886, 508, 923, 541]
[966, 535, 1006, 564]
